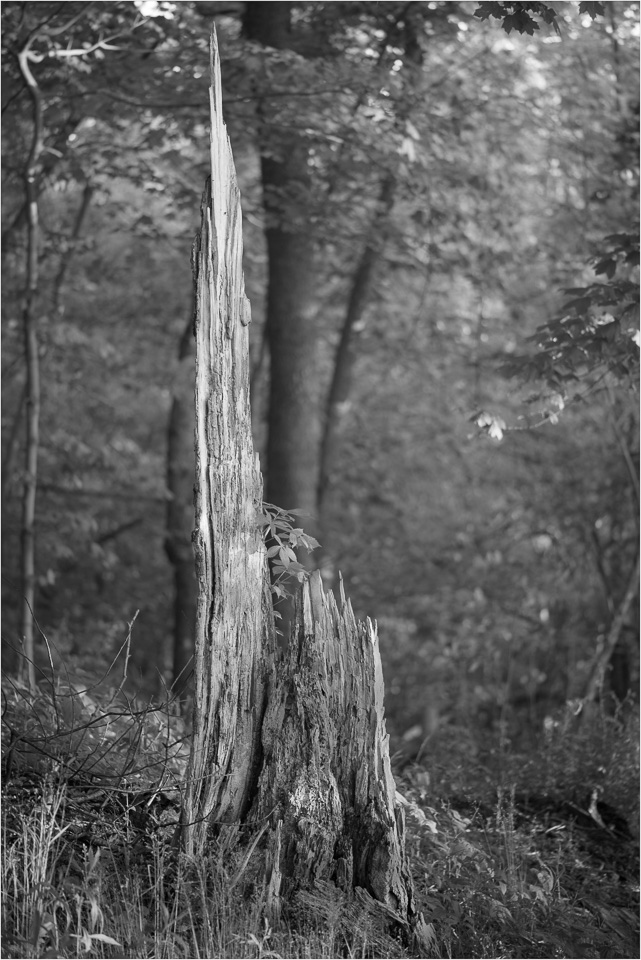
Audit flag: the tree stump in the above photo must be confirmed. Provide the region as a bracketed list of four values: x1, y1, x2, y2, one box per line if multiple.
[181, 26, 428, 950]
[250, 572, 425, 936]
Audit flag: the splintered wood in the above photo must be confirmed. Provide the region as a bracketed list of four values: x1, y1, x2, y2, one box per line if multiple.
[182, 28, 274, 852]
[183, 26, 428, 952]
[249, 572, 424, 938]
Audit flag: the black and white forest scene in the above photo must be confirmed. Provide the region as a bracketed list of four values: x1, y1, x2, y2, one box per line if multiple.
[1, 2, 639, 957]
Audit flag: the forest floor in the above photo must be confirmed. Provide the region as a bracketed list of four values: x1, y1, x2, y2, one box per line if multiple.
[1, 674, 638, 960]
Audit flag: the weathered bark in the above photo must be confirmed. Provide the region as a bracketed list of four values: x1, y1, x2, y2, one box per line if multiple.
[18, 41, 44, 697]
[182, 29, 426, 950]
[181, 32, 275, 851]
[164, 314, 198, 696]
[249, 571, 427, 943]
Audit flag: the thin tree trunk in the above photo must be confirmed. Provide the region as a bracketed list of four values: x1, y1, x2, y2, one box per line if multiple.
[581, 551, 640, 711]
[182, 30, 428, 951]
[17, 42, 44, 696]
[165, 313, 198, 700]
[317, 5, 423, 539]
[1, 116, 81, 255]
[317, 174, 396, 516]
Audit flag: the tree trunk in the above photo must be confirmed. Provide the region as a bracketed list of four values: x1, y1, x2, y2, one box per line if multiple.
[581, 551, 640, 713]
[249, 571, 426, 938]
[1, 115, 81, 256]
[261, 148, 320, 521]
[181, 28, 427, 949]
[164, 313, 198, 698]
[317, 174, 396, 518]
[244, 2, 320, 526]
[181, 32, 275, 848]
[244, 2, 321, 640]
[18, 42, 45, 697]
[316, 5, 424, 556]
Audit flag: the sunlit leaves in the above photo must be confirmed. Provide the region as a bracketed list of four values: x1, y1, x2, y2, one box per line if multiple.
[471, 411, 507, 441]
[258, 503, 320, 600]
[504, 232, 640, 394]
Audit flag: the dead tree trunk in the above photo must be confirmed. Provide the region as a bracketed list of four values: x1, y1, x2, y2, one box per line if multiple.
[182, 28, 426, 949]
[181, 32, 274, 847]
[249, 572, 425, 932]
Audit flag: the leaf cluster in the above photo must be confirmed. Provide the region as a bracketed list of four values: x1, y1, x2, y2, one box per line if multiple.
[257, 503, 320, 601]
[474, 1, 605, 36]
[504, 232, 640, 394]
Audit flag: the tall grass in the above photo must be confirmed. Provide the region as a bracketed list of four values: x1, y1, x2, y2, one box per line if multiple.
[2, 673, 639, 959]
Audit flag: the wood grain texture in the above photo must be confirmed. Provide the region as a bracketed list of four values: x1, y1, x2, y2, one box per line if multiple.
[250, 572, 425, 939]
[182, 27, 274, 854]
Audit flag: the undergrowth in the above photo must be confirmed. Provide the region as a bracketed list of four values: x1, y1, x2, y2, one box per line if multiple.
[1, 671, 639, 959]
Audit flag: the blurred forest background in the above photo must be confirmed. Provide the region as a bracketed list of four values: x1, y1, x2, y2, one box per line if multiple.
[2, 0, 639, 766]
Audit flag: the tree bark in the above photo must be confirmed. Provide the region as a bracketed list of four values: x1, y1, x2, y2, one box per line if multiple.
[181, 32, 275, 850]
[244, 2, 320, 526]
[249, 571, 427, 944]
[181, 29, 427, 949]
[164, 313, 198, 698]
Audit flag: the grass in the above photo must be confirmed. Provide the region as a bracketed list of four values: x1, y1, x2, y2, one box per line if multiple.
[1, 674, 639, 959]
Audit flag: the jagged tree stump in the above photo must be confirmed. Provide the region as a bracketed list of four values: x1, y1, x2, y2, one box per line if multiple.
[182, 26, 427, 949]
[250, 573, 422, 928]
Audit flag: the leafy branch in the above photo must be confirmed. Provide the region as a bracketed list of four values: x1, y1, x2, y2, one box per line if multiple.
[473, 1, 604, 36]
[257, 503, 320, 601]
[472, 233, 639, 441]
[504, 232, 640, 397]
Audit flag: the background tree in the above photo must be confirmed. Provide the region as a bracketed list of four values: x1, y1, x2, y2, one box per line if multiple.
[1, 0, 638, 750]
